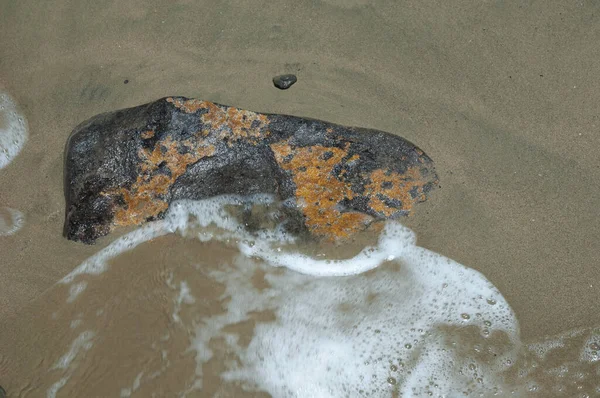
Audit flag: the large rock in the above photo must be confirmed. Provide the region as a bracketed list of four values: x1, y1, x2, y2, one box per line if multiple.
[63, 97, 438, 244]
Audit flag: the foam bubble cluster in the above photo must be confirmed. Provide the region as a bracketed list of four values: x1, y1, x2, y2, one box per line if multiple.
[0, 206, 24, 236]
[214, 229, 519, 397]
[240, 221, 417, 276]
[0, 92, 28, 169]
[0, 92, 27, 238]
[54, 195, 600, 397]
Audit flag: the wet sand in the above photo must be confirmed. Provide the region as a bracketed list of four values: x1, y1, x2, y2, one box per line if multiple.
[1, 0, 599, 396]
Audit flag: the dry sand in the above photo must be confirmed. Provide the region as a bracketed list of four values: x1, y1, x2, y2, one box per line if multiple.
[0, 0, 599, 396]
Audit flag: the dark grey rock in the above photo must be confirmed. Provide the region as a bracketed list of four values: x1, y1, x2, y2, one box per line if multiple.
[63, 96, 438, 244]
[273, 74, 297, 90]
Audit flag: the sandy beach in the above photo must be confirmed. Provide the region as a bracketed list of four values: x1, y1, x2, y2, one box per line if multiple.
[1, 0, 599, 396]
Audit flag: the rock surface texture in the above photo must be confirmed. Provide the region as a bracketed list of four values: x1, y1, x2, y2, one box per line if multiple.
[64, 97, 438, 244]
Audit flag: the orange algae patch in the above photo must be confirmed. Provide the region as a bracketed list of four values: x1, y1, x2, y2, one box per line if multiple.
[141, 130, 155, 139]
[106, 135, 215, 227]
[364, 167, 429, 217]
[166, 97, 207, 113]
[167, 97, 270, 144]
[271, 142, 372, 241]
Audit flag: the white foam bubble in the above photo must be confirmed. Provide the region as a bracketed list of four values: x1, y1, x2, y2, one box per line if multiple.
[0, 206, 24, 236]
[581, 331, 600, 363]
[0, 92, 28, 169]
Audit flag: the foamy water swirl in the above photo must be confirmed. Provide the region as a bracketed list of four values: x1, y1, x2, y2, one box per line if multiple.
[51, 196, 599, 397]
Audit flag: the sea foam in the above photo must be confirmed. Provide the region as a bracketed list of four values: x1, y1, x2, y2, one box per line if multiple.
[0, 206, 24, 236]
[0, 91, 28, 169]
[54, 195, 599, 397]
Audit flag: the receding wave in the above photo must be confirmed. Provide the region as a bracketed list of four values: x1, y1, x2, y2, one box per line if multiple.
[35, 196, 598, 397]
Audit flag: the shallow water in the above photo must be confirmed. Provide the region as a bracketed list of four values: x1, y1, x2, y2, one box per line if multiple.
[2, 197, 599, 397]
[1, 0, 600, 397]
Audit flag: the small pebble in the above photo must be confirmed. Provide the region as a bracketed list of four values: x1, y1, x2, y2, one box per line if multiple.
[124, 79, 129, 84]
[272, 74, 297, 90]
